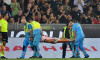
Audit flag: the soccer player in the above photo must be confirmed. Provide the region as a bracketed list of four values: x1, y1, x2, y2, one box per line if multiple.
[29, 18, 43, 58]
[69, 20, 89, 58]
[20, 16, 34, 58]
[0, 12, 9, 59]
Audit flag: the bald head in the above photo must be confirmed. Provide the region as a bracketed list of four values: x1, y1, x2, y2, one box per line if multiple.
[21, 19, 26, 24]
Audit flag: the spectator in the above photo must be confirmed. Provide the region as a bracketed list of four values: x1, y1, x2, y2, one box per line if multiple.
[94, 4, 100, 15]
[14, 10, 23, 23]
[63, 0, 71, 14]
[99, 17, 100, 24]
[40, 0, 46, 6]
[0, 5, 11, 17]
[24, 3, 33, 21]
[0, 0, 99, 24]
[65, 14, 72, 25]
[83, 0, 93, 12]
[35, 0, 40, 5]
[40, 2, 50, 14]
[10, 0, 20, 16]
[49, 0, 58, 16]
[3, 0, 11, 12]
[23, 0, 28, 9]
[81, 14, 92, 24]
[96, 15, 100, 22]
[45, 8, 51, 19]
[93, 0, 100, 9]
[28, 0, 35, 8]
[0, 0, 3, 9]
[9, 17, 15, 24]
[33, 5, 40, 16]
[17, 0, 23, 9]
[88, 6, 93, 12]
[92, 17, 99, 24]
[55, 19, 60, 24]
[74, 0, 84, 13]
[57, 5, 67, 23]
[39, 0, 46, 11]
[68, 0, 74, 8]
[49, 13, 56, 24]
[41, 15, 49, 24]
[86, 10, 95, 18]
[71, 5, 81, 22]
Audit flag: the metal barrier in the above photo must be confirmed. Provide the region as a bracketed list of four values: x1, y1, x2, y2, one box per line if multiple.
[8, 23, 100, 30]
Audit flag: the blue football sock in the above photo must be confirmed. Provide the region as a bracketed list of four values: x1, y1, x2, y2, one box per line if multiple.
[83, 51, 88, 56]
[20, 46, 27, 58]
[73, 45, 79, 57]
[77, 52, 80, 58]
[20, 52, 26, 58]
[35, 46, 40, 57]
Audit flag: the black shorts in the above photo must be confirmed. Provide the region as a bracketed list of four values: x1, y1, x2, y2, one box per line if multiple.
[1, 32, 8, 43]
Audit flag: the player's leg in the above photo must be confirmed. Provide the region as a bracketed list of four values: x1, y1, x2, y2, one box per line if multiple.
[73, 37, 80, 58]
[20, 38, 29, 58]
[28, 40, 36, 57]
[79, 38, 89, 58]
[33, 33, 41, 58]
[62, 42, 67, 58]
[1, 41, 6, 58]
[1, 32, 8, 59]
[77, 50, 80, 58]
[69, 42, 74, 57]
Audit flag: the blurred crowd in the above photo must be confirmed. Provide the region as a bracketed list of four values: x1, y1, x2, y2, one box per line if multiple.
[0, 0, 100, 24]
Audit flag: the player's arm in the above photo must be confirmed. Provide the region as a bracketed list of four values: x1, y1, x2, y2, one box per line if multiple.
[28, 24, 33, 41]
[73, 31, 76, 39]
[72, 25, 76, 40]
[29, 29, 33, 39]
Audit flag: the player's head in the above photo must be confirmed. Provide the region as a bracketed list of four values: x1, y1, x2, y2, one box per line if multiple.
[21, 17, 26, 24]
[29, 17, 33, 23]
[69, 20, 75, 26]
[2, 12, 9, 20]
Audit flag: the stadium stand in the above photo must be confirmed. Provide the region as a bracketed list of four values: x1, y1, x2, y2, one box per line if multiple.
[0, 0, 100, 24]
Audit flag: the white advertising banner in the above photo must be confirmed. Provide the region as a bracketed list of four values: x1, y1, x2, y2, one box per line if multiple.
[0, 38, 100, 58]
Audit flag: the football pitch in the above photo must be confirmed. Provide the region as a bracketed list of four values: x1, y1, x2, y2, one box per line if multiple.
[0, 58, 100, 60]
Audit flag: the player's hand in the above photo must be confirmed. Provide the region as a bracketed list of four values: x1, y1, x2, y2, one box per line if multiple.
[29, 38, 33, 41]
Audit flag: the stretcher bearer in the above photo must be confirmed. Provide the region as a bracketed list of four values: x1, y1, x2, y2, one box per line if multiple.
[29, 18, 43, 58]
[20, 16, 34, 58]
[0, 12, 9, 59]
[62, 23, 74, 58]
[69, 20, 89, 58]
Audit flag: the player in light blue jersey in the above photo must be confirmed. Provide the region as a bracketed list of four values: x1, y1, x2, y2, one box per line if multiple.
[69, 20, 89, 58]
[20, 16, 34, 58]
[28, 18, 43, 58]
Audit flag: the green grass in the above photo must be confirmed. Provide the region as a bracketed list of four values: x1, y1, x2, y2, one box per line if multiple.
[0, 58, 100, 60]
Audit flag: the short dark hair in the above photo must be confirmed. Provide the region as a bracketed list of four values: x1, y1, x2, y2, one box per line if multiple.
[73, 5, 78, 8]
[2, 5, 6, 7]
[2, 12, 8, 17]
